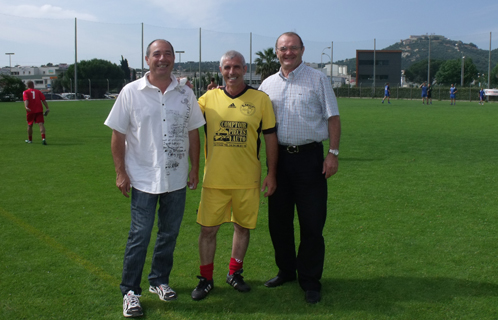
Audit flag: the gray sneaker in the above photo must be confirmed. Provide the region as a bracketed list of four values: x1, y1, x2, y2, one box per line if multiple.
[123, 290, 143, 318]
[149, 284, 177, 301]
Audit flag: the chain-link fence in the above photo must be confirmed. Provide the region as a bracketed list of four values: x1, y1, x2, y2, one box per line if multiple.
[333, 85, 497, 102]
[1, 13, 497, 100]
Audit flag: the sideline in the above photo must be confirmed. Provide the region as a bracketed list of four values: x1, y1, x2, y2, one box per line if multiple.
[0, 206, 118, 286]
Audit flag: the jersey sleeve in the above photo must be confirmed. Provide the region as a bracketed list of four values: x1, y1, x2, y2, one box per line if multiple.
[261, 95, 276, 132]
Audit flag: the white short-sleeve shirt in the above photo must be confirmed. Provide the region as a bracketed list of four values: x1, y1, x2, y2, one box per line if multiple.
[104, 73, 205, 194]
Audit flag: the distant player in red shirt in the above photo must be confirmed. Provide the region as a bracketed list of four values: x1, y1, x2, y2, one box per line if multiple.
[23, 81, 50, 144]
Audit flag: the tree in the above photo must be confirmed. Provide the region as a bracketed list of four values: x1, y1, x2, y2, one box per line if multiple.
[405, 59, 444, 84]
[255, 48, 280, 81]
[62, 59, 125, 98]
[491, 63, 498, 87]
[435, 58, 478, 85]
[120, 56, 131, 82]
[0, 74, 25, 100]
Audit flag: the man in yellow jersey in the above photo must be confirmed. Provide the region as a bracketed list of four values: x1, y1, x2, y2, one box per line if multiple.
[191, 50, 278, 301]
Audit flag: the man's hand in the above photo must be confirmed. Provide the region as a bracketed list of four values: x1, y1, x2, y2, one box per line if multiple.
[261, 174, 277, 197]
[322, 153, 338, 179]
[44, 109, 50, 116]
[116, 172, 131, 197]
[187, 170, 199, 190]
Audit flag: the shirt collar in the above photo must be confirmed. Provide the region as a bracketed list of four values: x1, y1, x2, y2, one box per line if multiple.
[278, 61, 306, 80]
[138, 72, 179, 91]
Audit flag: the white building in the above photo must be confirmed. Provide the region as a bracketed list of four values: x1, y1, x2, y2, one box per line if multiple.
[9, 65, 62, 91]
[321, 64, 351, 87]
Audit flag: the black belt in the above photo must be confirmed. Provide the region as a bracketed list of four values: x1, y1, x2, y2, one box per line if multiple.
[278, 142, 321, 154]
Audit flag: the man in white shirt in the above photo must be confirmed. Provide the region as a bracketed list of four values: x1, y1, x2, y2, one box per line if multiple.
[104, 39, 205, 318]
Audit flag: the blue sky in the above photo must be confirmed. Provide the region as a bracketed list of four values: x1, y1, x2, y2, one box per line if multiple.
[1, 0, 497, 68]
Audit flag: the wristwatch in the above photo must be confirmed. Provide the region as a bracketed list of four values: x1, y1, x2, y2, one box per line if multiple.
[328, 149, 339, 156]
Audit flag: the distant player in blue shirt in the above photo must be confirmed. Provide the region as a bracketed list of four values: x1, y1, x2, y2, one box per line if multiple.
[450, 84, 458, 105]
[382, 82, 390, 104]
[420, 82, 428, 104]
[479, 88, 485, 105]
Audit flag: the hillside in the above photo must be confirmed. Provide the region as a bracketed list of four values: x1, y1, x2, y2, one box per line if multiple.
[336, 35, 498, 73]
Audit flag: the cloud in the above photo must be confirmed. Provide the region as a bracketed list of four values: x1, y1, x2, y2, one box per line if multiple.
[0, 3, 97, 20]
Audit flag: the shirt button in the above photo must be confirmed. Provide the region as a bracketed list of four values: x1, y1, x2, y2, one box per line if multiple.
[163, 119, 166, 121]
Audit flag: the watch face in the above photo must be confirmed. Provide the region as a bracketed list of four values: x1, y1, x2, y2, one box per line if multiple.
[329, 149, 339, 156]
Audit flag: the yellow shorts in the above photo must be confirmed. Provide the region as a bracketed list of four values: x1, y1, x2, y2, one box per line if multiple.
[197, 187, 260, 229]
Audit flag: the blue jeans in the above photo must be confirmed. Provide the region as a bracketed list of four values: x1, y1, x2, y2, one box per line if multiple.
[120, 187, 186, 296]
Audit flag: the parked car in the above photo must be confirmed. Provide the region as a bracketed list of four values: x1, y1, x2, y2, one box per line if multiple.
[44, 93, 67, 100]
[63, 93, 86, 100]
[104, 93, 119, 99]
[1, 93, 17, 102]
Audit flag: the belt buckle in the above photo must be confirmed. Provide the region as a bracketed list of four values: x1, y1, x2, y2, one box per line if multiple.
[287, 145, 299, 154]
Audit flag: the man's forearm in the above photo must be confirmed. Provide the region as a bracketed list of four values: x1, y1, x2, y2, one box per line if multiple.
[111, 130, 127, 175]
[328, 115, 341, 149]
[188, 129, 201, 170]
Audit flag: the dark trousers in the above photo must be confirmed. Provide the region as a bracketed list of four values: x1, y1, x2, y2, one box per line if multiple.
[268, 144, 327, 292]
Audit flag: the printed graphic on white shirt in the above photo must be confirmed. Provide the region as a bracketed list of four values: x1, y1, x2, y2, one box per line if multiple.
[163, 100, 191, 174]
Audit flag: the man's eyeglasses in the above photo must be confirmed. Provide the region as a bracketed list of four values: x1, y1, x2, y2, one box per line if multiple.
[276, 46, 302, 53]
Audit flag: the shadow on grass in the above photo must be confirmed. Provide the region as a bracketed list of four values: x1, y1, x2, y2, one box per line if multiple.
[139, 277, 498, 317]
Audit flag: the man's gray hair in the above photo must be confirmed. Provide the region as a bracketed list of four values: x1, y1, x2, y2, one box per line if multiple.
[220, 50, 246, 67]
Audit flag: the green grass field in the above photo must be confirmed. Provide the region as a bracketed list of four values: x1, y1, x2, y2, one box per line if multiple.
[1, 98, 497, 319]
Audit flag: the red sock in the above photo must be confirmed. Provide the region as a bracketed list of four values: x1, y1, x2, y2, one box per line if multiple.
[200, 263, 214, 281]
[29, 135, 32, 141]
[42, 134, 46, 140]
[229, 257, 243, 275]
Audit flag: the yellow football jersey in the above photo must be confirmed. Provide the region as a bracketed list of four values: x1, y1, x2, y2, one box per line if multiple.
[198, 86, 276, 189]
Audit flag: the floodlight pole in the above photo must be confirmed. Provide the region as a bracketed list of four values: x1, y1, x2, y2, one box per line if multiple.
[488, 32, 492, 91]
[373, 39, 376, 97]
[74, 18, 78, 100]
[321, 46, 331, 70]
[250, 32, 252, 85]
[175, 51, 185, 76]
[5, 53, 14, 74]
[330, 42, 333, 88]
[461, 56, 465, 87]
[427, 34, 431, 85]
[141, 23, 144, 78]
